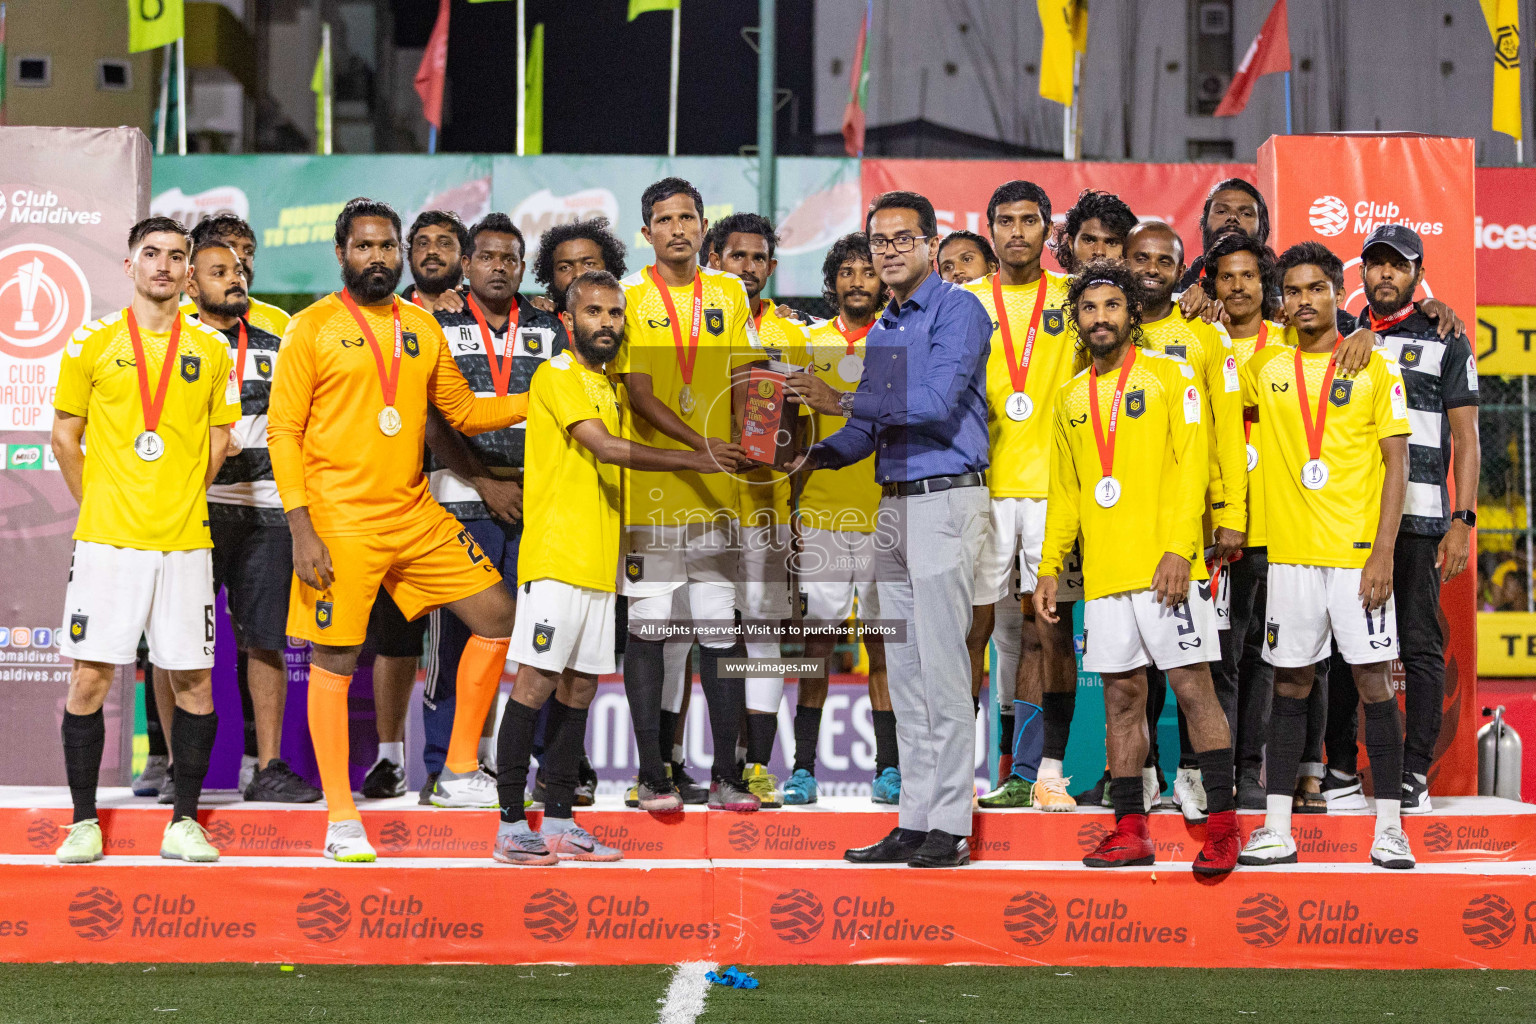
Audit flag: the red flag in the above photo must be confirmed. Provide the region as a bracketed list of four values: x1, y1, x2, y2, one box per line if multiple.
[415, 0, 451, 129]
[1214, 0, 1291, 117]
[840, 1, 871, 156]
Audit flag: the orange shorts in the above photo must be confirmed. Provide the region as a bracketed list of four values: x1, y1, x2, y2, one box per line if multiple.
[287, 509, 501, 646]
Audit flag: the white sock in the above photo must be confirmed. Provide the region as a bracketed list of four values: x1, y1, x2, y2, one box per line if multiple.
[1375, 796, 1402, 832]
[543, 816, 577, 833]
[1040, 757, 1064, 780]
[498, 819, 532, 838]
[375, 741, 403, 767]
[1265, 793, 1293, 835]
[477, 737, 495, 771]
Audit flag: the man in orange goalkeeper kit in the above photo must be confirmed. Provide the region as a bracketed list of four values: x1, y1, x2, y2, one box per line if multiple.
[268, 198, 528, 862]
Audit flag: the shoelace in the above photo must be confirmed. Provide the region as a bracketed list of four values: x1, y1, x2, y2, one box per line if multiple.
[1038, 778, 1071, 796]
[1376, 828, 1409, 854]
[64, 821, 97, 840]
[329, 820, 366, 841]
[512, 831, 550, 853]
[174, 819, 213, 841]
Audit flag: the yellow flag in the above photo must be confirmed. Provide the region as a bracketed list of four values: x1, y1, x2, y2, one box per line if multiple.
[629, 0, 679, 20]
[1038, 0, 1087, 106]
[525, 23, 544, 155]
[1482, 0, 1523, 140]
[128, 0, 184, 53]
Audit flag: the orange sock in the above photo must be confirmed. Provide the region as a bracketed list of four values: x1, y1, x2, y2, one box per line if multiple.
[445, 633, 511, 774]
[307, 665, 359, 822]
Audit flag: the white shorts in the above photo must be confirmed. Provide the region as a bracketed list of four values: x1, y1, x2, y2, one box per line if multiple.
[1262, 563, 1399, 667]
[509, 579, 617, 675]
[620, 523, 737, 597]
[60, 541, 216, 670]
[798, 527, 881, 623]
[1082, 586, 1220, 674]
[973, 497, 1083, 603]
[736, 522, 792, 619]
[627, 579, 737, 649]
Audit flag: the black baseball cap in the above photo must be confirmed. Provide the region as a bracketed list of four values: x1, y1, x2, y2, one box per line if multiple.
[1361, 223, 1423, 261]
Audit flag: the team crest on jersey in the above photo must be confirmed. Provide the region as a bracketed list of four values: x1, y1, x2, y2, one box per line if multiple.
[403, 332, 420, 357]
[255, 354, 273, 380]
[69, 614, 87, 642]
[625, 555, 644, 582]
[179, 353, 201, 383]
[1043, 309, 1065, 335]
[1400, 344, 1423, 367]
[1329, 379, 1354, 407]
[1124, 389, 1146, 418]
[532, 624, 555, 654]
[523, 330, 543, 355]
[1164, 344, 1187, 360]
[704, 309, 725, 336]
[1266, 622, 1279, 650]
[797, 591, 809, 617]
[316, 600, 333, 629]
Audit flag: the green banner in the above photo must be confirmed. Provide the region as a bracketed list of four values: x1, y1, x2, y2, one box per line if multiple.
[150, 155, 860, 298]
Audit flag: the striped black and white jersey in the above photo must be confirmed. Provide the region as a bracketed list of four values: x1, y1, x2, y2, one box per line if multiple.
[204, 316, 285, 526]
[1353, 306, 1479, 536]
[427, 295, 565, 520]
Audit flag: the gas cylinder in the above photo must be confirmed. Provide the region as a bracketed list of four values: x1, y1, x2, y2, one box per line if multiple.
[1478, 706, 1523, 802]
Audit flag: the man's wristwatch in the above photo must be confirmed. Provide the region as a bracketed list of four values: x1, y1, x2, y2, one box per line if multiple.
[1451, 510, 1477, 528]
[838, 391, 856, 418]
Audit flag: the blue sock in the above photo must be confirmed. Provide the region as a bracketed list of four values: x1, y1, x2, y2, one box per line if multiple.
[1010, 699, 1043, 784]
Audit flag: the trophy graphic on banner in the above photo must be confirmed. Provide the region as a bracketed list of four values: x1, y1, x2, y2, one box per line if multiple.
[11, 257, 47, 332]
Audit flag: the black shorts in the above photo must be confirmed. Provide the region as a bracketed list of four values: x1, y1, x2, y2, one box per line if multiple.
[367, 587, 430, 659]
[210, 518, 293, 652]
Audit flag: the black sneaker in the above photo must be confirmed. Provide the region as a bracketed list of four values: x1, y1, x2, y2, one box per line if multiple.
[1321, 768, 1368, 811]
[361, 758, 406, 799]
[1401, 771, 1432, 814]
[575, 756, 598, 807]
[418, 772, 440, 806]
[244, 759, 323, 803]
[1074, 769, 1110, 808]
[156, 764, 176, 806]
[671, 761, 709, 805]
[1237, 768, 1266, 811]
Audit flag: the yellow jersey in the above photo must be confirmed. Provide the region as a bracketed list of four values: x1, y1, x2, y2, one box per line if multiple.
[1229, 319, 1288, 547]
[180, 296, 290, 337]
[1241, 341, 1411, 568]
[1141, 310, 1246, 535]
[791, 317, 883, 533]
[613, 265, 757, 526]
[963, 270, 1075, 499]
[54, 309, 240, 551]
[737, 300, 808, 527]
[518, 352, 623, 592]
[1040, 348, 1209, 601]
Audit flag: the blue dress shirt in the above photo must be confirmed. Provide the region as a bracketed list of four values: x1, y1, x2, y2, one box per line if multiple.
[810, 270, 992, 484]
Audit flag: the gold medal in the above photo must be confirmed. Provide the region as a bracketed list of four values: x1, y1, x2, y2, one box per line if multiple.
[378, 405, 403, 436]
[679, 383, 696, 416]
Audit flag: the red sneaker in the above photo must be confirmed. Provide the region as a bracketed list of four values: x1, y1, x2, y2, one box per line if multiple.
[1193, 809, 1240, 876]
[1082, 813, 1155, 867]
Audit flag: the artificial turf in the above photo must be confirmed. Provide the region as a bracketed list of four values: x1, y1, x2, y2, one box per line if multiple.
[0, 963, 1531, 1024]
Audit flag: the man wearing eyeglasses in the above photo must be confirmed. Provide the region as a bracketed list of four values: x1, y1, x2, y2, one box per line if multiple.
[785, 190, 992, 868]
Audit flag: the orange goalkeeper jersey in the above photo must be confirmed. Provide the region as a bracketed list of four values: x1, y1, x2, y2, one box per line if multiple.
[268, 293, 528, 537]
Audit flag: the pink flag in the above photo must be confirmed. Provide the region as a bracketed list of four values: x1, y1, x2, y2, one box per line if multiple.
[1214, 0, 1291, 117]
[414, 0, 451, 129]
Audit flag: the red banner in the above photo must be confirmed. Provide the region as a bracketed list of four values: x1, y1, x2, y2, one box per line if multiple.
[1473, 167, 1536, 306]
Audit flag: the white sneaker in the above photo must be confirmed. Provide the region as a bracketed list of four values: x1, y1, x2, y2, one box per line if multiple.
[429, 768, 499, 808]
[1320, 769, 1368, 811]
[1237, 825, 1298, 865]
[1370, 825, 1415, 870]
[1142, 766, 1163, 811]
[238, 754, 258, 794]
[1172, 767, 1208, 824]
[323, 819, 377, 863]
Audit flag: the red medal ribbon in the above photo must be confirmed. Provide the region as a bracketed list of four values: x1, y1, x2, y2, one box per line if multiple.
[233, 317, 249, 390]
[1294, 344, 1339, 466]
[1367, 304, 1415, 333]
[993, 271, 1050, 394]
[338, 291, 403, 408]
[125, 308, 181, 434]
[648, 265, 703, 387]
[467, 293, 520, 397]
[1088, 346, 1138, 480]
[753, 299, 768, 332]
[1243, 320, 1268, 446]
[835, 315, 872, 353]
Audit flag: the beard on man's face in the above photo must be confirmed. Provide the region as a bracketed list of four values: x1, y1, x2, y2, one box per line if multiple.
[343, 258, 404, 303]
[411, 259, 462, 297]
[573, 323, 622, 366]
[201, 290, 250, 320]
[1083, 318, 1132, 359]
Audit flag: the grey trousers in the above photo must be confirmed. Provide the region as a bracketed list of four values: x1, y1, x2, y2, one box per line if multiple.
[875, 485, 990, 836]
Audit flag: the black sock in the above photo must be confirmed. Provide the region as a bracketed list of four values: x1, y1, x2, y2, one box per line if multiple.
[1266, 694, 1310, 796]
[1197, 746, 1235, 814]
[1109, 775, 1142, 821]
[538, 700, 568, 782]
[542, 700, 589, 821]
[972, 695, 981, 718]
[143, 675, 167, 758]
[699, 644, 745, 783]
[1042, 692, 1075, 761]
[622, 636, 668, 786]
[998, 709, 1016, 756]
[1363, 698, 1404, 810]
[745, 712, 777, 765]
[496, 699, 540, 823]
[62, 709, 105, 823]
[1145, 669, 1166, 766]
[872, 709, 899, 773]
[236, 651, 258, 759]
[170, 707, 218, 823]
[792, 705, 822, 774]
[657, 709, 679, 766]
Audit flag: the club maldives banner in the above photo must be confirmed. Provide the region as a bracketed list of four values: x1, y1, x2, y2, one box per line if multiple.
[0, 127, 149, 784]
[149, 155, 861, 300]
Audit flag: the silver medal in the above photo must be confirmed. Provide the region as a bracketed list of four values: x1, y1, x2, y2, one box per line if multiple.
[1246, 443, 1258, 472]
[134, 430, 164, 462]
[1301, 459, 1329, 490]
[1094, 476, 1121, 508]
[1005, 391, 1033, 422]
[837, 355, 864, 382]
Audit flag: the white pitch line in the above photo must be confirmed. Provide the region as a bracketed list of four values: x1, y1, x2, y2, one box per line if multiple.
[656, 960, 717, 1024]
